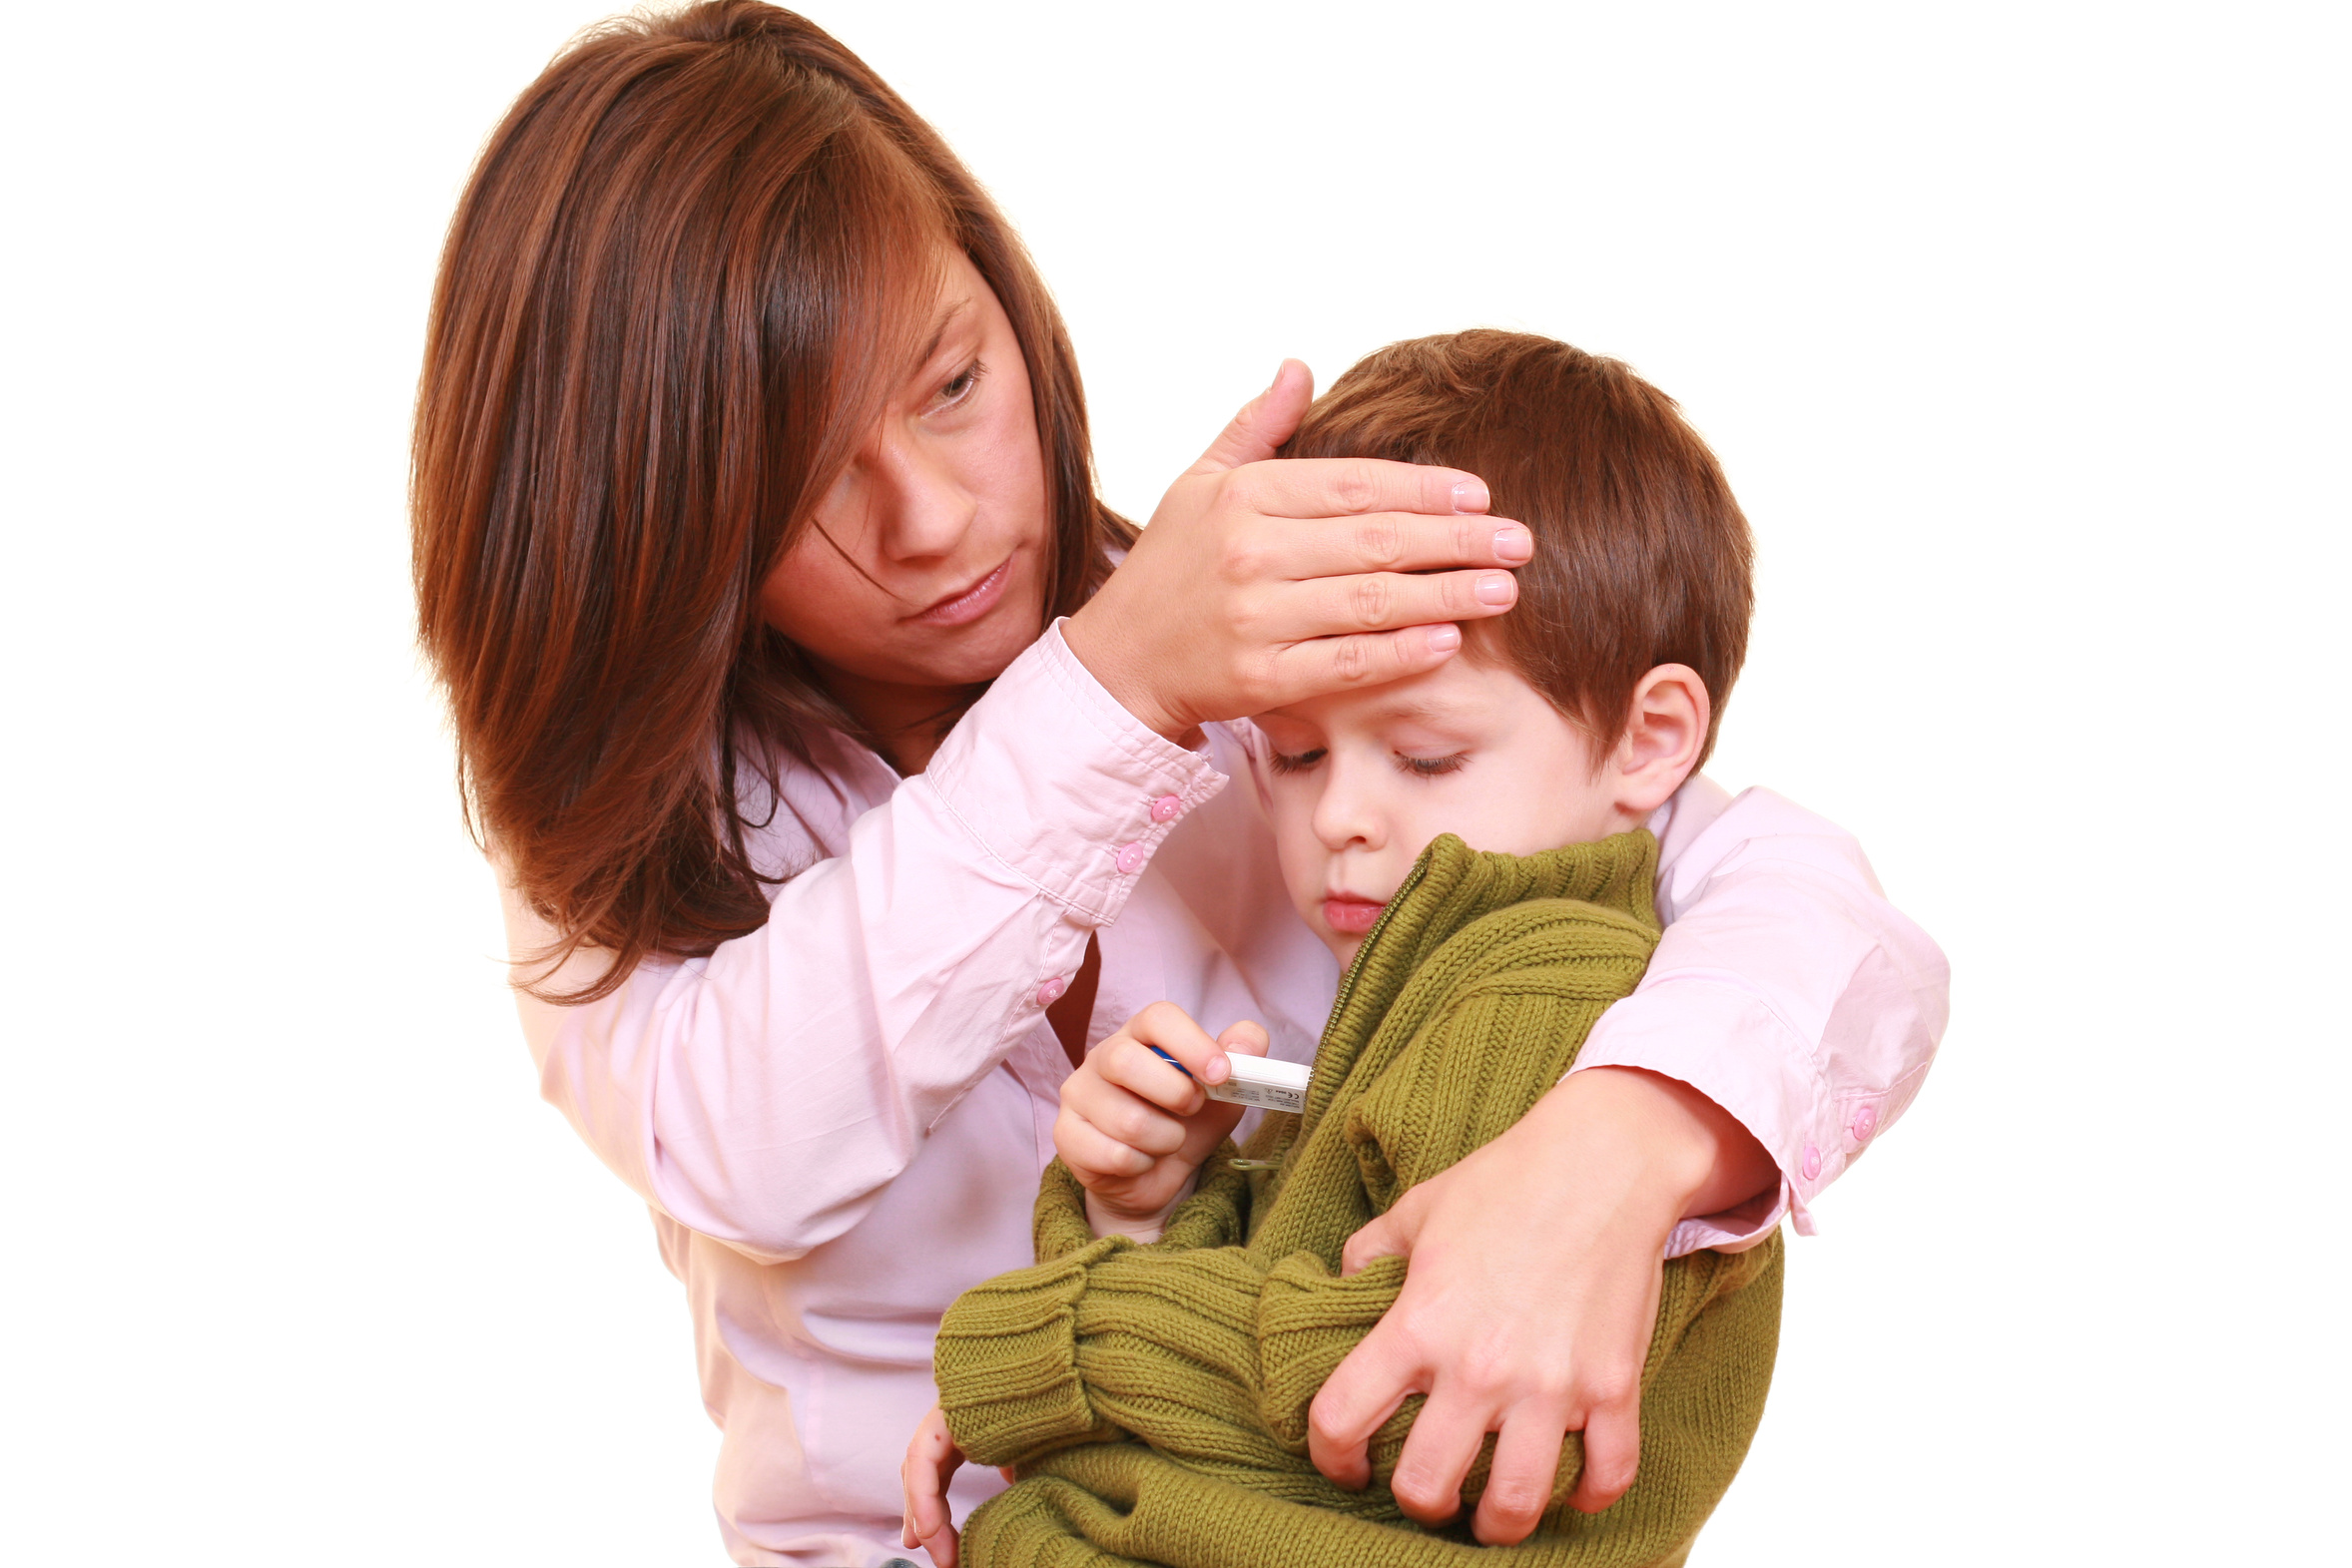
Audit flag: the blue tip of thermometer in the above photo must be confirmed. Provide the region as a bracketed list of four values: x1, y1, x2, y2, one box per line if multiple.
[1147, 1044, 1196, 1080]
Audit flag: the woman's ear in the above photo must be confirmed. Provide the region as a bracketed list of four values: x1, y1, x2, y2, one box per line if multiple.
[1610, 664, 1710, 817]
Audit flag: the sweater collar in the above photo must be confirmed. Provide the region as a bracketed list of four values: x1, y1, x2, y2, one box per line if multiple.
[1319, 829, 1661, 1058]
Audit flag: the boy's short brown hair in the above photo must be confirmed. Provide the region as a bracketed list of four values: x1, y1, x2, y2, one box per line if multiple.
[1284, 330, 1754, 767]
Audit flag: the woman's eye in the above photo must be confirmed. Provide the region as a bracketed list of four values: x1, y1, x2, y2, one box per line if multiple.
[1269, 748, 1327, 777]
[933, 358, 986, 409]
[1398, 753, 1469, 778]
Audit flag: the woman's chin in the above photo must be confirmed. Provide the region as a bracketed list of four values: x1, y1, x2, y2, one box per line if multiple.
[903, 597, 1046, 689]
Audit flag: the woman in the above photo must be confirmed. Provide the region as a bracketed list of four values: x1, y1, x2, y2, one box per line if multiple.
[411, 6, 1946, 1565]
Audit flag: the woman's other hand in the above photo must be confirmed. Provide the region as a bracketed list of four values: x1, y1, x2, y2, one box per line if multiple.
[1062, 361, 1532, 740]
[1054, 1003, 1269, 1241]
[1305, 1066, 1778, 1544]
[901, 1404, 967, 1568]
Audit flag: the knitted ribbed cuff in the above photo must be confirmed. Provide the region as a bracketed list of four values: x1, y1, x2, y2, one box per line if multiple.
[1254, 1252, 1406, 1446]
[935, 1239, 1126, 1466]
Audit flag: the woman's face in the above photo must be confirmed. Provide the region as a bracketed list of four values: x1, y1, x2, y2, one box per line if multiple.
[759, 249, 1050, 698]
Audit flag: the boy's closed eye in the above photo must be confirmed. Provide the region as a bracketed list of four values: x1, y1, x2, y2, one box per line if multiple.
[1266, 746, 1471, 779]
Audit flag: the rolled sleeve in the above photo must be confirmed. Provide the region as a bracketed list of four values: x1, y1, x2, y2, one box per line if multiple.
[512, 623, 1234, 1262]
[1572, 781, 1951, 1256]
[921, 620, 1225, 923]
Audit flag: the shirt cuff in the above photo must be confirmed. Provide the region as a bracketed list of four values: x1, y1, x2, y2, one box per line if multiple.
[1570, 975, 1833, 1255]
[918, 620, 1226, 925]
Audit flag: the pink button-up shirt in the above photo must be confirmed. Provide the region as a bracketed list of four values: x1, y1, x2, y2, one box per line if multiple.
[504, 624, 1948, 1567]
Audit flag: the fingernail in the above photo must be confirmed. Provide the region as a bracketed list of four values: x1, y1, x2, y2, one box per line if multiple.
[1428, 623, 1462, 652]
[1205, 1053, 1231, 1085]
[1450, 479, 1489, 514]
[1491, 525, 1531, 564]
[1474, 571, 1514, 605]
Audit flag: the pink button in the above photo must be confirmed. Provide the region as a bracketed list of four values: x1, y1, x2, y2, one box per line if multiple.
[1150, 793, 1184, 823]
[1114, 841, 1146, 874]
[1035, 978, 1067, 1007]
[1851, 1103, 1879, 1143]
[1800, 1144, 1822, 1182]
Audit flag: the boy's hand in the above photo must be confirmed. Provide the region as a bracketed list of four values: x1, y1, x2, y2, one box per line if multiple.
[1055, 1002, 1271, 1240]
[900, 1404, 964, 1567]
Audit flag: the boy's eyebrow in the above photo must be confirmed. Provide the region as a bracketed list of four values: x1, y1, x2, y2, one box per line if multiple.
[1362, 693, 1477, 727]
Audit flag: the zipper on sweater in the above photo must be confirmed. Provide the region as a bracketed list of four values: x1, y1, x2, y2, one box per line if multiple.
[1320, 851, 1431, 1055]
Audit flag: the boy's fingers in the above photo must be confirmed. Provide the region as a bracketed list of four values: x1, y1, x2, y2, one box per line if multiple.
[1056, 1106, 1164, 1176]
[1216, 1020, 1270, 1058]
[1127, 1001, 1232, 1084]
[1093, 1036, 1208, 1115]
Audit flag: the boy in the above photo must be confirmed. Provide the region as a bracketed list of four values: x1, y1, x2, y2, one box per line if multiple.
[910, 331, 1779, 1568]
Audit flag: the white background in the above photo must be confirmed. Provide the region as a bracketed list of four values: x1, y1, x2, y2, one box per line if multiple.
[4, 1, 2345, 1562]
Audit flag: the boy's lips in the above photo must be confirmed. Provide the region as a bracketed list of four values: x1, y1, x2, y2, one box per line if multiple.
[1322, 896, 1387, 935]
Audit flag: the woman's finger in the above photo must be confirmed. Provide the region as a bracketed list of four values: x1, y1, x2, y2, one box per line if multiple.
[1231, 455, 1491, 524]
[1473, 1407, 1575, 1545]
[1219, 509, 1534, 585]
[1307, 1322, 1424, 1488]
[1189, 359, 1314, 474]
[1271, 564, 1520, 642]
[1566, 1395, 1643, 1515]
[1384, 1390, 1487, 1527]
[1255, 625, 1468, 710]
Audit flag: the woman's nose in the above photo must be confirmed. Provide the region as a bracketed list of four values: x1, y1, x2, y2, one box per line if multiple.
[861, 422, 977, 564]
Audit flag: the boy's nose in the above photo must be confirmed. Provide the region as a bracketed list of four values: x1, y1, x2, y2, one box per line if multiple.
[1311, 769, 1386, 854]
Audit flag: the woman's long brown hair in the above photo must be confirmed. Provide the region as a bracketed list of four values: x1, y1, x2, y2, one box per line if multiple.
[412, 2, 1128, 1002]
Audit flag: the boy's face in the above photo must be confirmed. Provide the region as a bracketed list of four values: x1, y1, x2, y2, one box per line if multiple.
[1253, 655, 1642, 965]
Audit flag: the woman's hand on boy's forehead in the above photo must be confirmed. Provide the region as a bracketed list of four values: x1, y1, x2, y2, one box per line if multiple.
[1063, 360, 1531, 739]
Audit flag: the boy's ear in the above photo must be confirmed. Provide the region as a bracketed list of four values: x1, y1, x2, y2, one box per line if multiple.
[1610, 665, 1710, 816]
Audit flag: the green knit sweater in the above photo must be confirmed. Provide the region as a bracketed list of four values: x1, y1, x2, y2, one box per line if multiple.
[935, 830, 1783, 1568]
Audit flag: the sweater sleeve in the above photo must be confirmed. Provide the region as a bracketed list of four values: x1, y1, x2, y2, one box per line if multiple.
[935, 1152, 1263, 1465]
[940, 952, 1694, 1488]
[934, 1230, 1401, 1473]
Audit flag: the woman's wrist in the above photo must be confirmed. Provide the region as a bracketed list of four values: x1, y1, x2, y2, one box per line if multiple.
[1534, 1066, 1778, 1225]
[1060, 601, 1191, 743]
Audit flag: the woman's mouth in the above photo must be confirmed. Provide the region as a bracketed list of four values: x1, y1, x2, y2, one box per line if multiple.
[1322, 897, 1387, 935]
[909, 557, 1012, 627]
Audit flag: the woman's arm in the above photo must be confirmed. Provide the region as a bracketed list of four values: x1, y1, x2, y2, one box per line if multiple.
[1307, 779, 1949, 1541]
[1579, 776, 1951, 1244]
[510, 372, 1530, 1263]
[511, 624, 1223, 1262]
